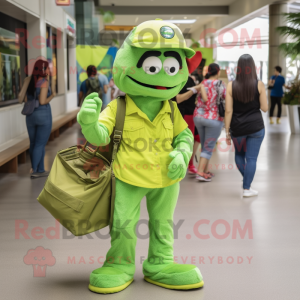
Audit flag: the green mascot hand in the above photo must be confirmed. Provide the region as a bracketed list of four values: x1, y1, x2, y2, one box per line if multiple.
[167, 128, 194, 180]
[167, 151, 187, 180]
[78, 92, 102, 125]
[77, 92, 110, 146]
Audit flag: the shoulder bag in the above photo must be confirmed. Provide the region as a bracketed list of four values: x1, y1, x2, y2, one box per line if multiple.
[216, 80, 225, 117]
[37, 96, 126, 236]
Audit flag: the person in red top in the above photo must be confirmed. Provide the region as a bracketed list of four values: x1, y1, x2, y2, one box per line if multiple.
[193, 63, 226, 182]
[173, 75, 202, 174]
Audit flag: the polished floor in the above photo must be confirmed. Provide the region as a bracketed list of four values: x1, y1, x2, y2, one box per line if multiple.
[0, 116, 299, 300]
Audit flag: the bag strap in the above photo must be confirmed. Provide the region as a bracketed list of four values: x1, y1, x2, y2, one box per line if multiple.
[110, 95, 126, 231]
[216, 80, 222, 105]
[168, 99, 174, 124]
[111, 96, 126, 163]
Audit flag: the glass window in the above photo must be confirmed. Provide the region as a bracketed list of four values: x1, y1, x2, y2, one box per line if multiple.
[0, 12, 27, 107]
[46, 26, 58, 94]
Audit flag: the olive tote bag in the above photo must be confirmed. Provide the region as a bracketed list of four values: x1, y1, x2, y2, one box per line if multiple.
[37, 97, 125, 236]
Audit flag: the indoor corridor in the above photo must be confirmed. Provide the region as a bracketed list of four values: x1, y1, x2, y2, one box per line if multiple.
[0, 116, 299, 300]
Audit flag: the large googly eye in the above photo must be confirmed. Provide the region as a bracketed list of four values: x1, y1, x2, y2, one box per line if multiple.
[142, 57, 162, 75]
[163, 58, 180, 76]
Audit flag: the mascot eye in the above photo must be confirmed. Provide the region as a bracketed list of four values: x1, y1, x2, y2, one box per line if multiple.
[163, 58, 180, 76]
[142, 57, 162, 75]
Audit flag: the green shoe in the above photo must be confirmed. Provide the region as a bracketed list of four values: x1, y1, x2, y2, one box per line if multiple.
[89, 267, 133, 294]
[144, 263, 204, 290]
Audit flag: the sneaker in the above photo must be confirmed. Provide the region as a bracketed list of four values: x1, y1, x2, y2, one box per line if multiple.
[206, 171, 215, 178]
[270, 117, 274, 125]
[196, 172, 212, 182]
[250, 187, 258, 195]
[188, 165, 198, 175]
[243, 188, 258, 197]
[31, 171, 49, 178]
[277, 118, 281, 124]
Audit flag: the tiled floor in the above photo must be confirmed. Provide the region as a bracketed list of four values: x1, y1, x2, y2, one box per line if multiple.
[0, 116, 299, 300]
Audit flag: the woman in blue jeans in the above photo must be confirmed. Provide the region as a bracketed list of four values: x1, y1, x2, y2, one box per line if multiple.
[225, 54, 268, 197]
[193, 63, 226, 182]
[25, 60, 55, 178]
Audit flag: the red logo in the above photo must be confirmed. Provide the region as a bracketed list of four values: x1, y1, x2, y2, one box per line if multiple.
[23, 246, 56, 277]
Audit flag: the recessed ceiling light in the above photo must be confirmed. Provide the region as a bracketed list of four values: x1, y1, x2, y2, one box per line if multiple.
[163, 19, 196, 24]
[184, 16, 187, 19]
[135, 17, 139, 23]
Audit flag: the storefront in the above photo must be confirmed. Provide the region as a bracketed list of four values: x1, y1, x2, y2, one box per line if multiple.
[0, 0, 77, 150]
[0, 12, 27, 107]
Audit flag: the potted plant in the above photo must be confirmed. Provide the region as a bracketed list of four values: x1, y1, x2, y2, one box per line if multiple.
[282, 81, 300, 133]
[277, 13, 300, 133]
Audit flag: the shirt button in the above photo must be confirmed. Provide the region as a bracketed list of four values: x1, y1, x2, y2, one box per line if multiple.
[154, 139, 157, 143]
[155, 153, 158, 155]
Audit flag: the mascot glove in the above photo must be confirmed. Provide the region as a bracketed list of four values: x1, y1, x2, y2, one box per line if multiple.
[77, 92, 110, 146]
[167, 151, 187, 180]
[77, 92, 102, 126]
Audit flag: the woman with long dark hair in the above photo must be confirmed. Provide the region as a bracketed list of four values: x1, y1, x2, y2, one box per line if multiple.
[193, 63, 226, 182]
[225, 54, 268, 197]
[25, 59, 55, 178]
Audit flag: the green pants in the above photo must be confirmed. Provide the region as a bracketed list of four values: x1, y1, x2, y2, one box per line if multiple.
[103, 178, 179, 276]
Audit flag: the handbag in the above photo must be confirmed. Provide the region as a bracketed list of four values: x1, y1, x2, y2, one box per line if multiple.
[216, 80, 225, 117]
[21, 91, 39, 116]
[37, 96, 126, 236]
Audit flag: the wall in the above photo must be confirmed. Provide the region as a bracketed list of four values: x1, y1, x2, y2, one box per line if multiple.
[191, 0, 277, 40]
[7, 0, 40, 16]
[0, 0, 77, 150]
[0, 104, 25, 149]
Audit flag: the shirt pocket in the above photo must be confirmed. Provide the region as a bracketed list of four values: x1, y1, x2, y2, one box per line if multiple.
[122, 119, 145, 146]
[162, 118, 174, 142]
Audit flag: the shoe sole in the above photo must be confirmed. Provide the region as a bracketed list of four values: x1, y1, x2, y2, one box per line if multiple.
[144, 277, 204, 290]
[188, 172, 197, 176]
[243, 193, 258, 198]
[196, 177, 211, 182]
[88, 279, 133, 294]
[30, 174, 49, 178]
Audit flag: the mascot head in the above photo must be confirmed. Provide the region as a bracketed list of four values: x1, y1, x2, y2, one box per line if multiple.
[113, 19, 202, 101]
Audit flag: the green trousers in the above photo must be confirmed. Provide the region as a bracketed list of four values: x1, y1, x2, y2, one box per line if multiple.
[103, 178, 179, 276]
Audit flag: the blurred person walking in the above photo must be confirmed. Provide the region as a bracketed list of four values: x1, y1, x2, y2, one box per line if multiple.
[225, 54, 268, 197]
[23, 59, 55, 178]
[268, 66, 288, 124]
[79, 65, 108, 107]
[98, 72, 109, 108]
[173, 74, 202, 175]
[193, 63, 226, 182]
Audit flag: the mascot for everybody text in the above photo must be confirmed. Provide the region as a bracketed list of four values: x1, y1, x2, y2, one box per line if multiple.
[77, 19, 203, 293]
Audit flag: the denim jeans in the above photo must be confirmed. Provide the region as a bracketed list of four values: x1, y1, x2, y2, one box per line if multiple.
[26, 104, 52, 172]
[193, 116, 223, 160]
[232, 128, 265, 189]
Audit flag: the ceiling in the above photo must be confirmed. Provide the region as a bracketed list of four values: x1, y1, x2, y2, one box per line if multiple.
[96, 0, 237, 33]
[96, 0, 300, 35]
[99, 0, 235, 6]
[101, 15, 216, 34]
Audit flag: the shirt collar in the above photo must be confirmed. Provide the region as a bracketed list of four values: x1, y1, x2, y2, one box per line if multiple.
[125, 94, 171, 117]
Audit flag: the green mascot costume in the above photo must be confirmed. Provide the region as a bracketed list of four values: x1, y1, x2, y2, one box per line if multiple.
[77, 19, 204, 293]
